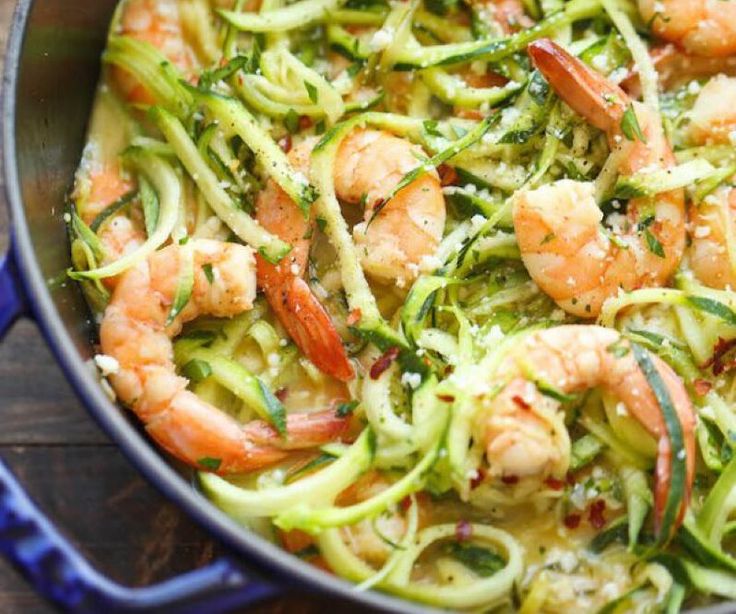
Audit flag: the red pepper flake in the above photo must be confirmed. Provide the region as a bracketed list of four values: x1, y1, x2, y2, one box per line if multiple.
[455, 520, 473, 542]
[470, 468, 486, 490]
[436, 393, 455, 403]
[566, 472, 576, 486]
[346, 308, 362, 326]
[511, 395, 531, 410]
[275, 387, 288, 402]
[544, 476, 565, 491]
[563, 513, 581, 529]
[399, 496, 412, 512]
[588, 499, 606, 530]
[277, 134, 292, 153]
[501, 474, 519, 485]
[298, 115, 313, 130]
[444, 364, 455, 376]
[704, 337, 736, 376]
[438, 164, 458, 186]
[369, 347, 400, 380]
[693, 378, 713, 396]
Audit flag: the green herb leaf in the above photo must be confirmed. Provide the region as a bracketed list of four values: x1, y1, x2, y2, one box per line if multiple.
[199, 55, 250, 89]
[284, 108, 300, 134]
[139, 175, 159, 237]
[182, 358, 213, 383]
[315, 216, 328, 232]
[197, 456, 222, 471]
[445, 542, 506, 577]
[166, 243, 194, 326]
[644, 229, 665, 258]
[369, 116, 493, 225]
[423, 119, 444, 138]
[202, 263, 214, 284]
[621, 105, 646, 142]
[258, 378, 287, 435]
[336, 400, 359, 417]
[304, 81, 319, 103]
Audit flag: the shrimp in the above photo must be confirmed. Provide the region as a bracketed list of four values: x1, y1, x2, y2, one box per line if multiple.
[685, 75, 736, 289]
[113, 0, 198, 105]
[80, 163, 146, 288]
[479, 325, 695, 536]
[256, 139, 355, 382]
[468, 0, 534, 35]
[638, 0, 736, 58]
[256, 130, 446, 379]
[622, 44, 736, 98]
[337, 473, 410, 565]
[511, 39, 685, 318]
[100, 238, 350, 473]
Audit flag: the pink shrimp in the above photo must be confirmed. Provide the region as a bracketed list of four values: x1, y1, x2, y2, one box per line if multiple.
[510, 39, 685, 317]
[481, 325, 695, 538]
[100, 239, 350, 473]
[638, 0, 736, 58]
[256, 130, 446, 381]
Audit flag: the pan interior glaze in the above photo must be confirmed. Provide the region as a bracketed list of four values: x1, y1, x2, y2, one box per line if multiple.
[2, 2, 426, 611]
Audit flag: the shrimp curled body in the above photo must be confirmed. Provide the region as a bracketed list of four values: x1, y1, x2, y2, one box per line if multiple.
[256, 129, 446, 380]
[479, 325, 695, 536]
[512, 39, 685, 317]
[100, 239, 350, 473]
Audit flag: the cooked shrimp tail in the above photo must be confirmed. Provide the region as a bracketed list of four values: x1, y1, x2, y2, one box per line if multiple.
[255, 144, 355, 382]
[528, 38, 627, 132]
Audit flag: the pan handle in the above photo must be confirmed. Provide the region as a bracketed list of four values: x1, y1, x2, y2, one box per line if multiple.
[0, 246, 284, 612]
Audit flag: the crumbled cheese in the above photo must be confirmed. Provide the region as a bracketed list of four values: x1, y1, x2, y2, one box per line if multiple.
[401, 371, 422, 390]
[267, 352, 280, 367]
[94, 354, 120, 376]
[369, 28, 394, 52]
[694, 225, 711, 239]
[687, 80, 701, 95]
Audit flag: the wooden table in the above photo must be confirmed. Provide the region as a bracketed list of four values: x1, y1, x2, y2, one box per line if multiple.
[0, 2, 354, 611]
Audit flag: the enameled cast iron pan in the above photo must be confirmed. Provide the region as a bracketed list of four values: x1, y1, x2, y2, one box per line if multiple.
[0, 2, 734, 613]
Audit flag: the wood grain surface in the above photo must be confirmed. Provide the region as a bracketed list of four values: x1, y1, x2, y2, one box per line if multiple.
[0, 2, 359, 612]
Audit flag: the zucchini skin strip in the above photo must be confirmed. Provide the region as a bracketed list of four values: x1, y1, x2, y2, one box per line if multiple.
[192, 89, 318, 215]
[69, 150, 181, 280]
[152, 106, 291, 263]
[218, 0, 349, 32]
[631, 343, 688, 544]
